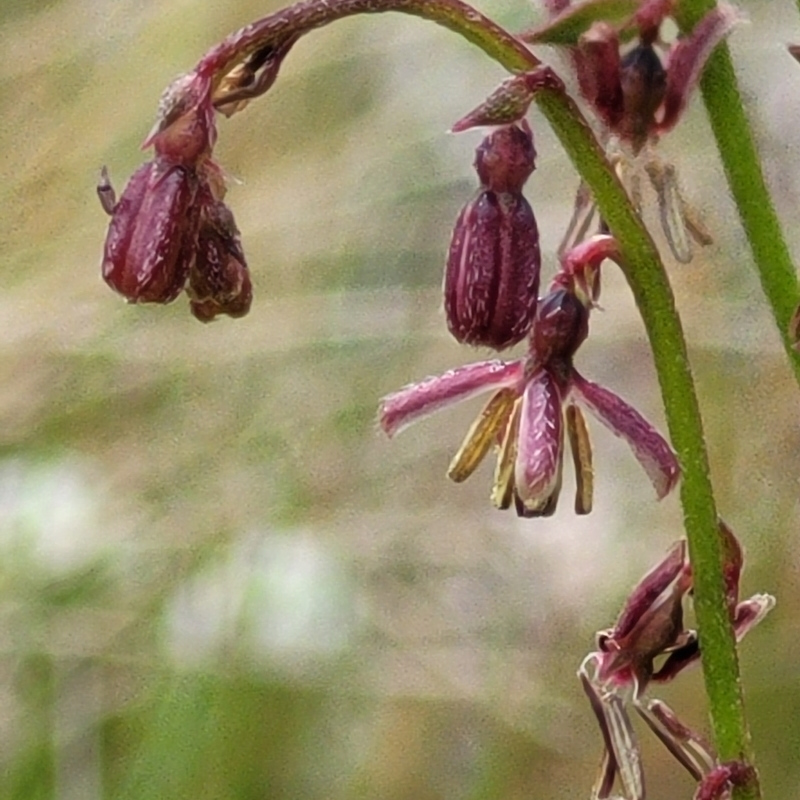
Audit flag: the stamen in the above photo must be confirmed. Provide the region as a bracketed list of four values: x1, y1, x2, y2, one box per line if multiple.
[491, 399, 522, 509]
[566, 402, 594, 514]
[448, 389, 517, 483]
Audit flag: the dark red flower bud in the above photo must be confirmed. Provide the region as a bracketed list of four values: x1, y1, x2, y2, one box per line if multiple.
[474, 124, 536, 194]
[574, 22, 624, 132]
[530, 287, 589, 366]
[619, 43, 666, 151]
[101, 160, 201, 304]
[444, 124, 540, 351]
[188, 201, 252, 322]
[444, 189, 540, 350]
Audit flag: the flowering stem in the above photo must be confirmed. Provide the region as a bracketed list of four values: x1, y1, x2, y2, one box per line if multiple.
[674, 1, 800, 392]
[196, 0, 540, 89]
[210, 0, 758, 792]
[540, 90, 762, 800]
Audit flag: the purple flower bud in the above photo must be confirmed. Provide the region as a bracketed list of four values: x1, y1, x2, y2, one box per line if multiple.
[444, 189, 540, 350]
[530, 288, 588, 366]
[444, 126, 540, 351]
[574, 22, 624, 132]
[474, 124, 535, 194]
[188, 201, 252, 322]
[143, 72, 217, 165]
[450, 69, 563, 134]
[694, 762, 756, 800]
[101, 160, 201, 304]
[619, 43, 666, 151]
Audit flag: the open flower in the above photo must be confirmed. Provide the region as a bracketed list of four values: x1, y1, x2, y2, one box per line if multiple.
[580, 521, 775, 799]
[522, 0, 738, 262]
[524, 0, 739, 153]
[379, 234, 680, 516]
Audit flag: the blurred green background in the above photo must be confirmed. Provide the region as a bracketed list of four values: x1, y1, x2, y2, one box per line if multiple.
[1, 0, 799, 797]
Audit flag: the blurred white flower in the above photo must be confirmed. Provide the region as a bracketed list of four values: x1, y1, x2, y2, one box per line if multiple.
[165, 530, 358, 671]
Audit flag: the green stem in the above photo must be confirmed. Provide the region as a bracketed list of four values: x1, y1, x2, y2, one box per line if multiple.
[674, 1, 800, 391]
[539, 85, 758, 800]
[202, 0, 758, 793]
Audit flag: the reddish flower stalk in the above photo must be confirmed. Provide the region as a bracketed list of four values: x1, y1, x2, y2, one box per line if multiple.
[193, 0, 539, 106]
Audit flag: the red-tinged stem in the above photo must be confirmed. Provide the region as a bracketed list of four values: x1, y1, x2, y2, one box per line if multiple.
[195, 0, 540, 89]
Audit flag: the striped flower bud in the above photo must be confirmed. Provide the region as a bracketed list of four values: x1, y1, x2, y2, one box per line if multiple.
[100, 161, 201, 304]
[474, 123, 535, 194]
[444, 124, 540, 350]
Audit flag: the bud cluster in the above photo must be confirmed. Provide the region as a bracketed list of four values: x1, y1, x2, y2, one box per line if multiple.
[99, 72, 252, 322]
[524, 0, 739, 153]
[523, 0, 737, 262]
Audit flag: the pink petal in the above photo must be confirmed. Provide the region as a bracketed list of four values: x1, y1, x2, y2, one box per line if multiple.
[612, 540, 688, 641]
[658, 4, 740, 133]
[733, 594, 776, 642]
[378, 360, 524, 438]
[515, 368, 564, 512]
[570, 371, 680, 499]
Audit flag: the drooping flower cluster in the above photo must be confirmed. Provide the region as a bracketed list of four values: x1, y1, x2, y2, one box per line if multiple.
[526, 0, 739, 153]
[380, 234, 680, 516]
[580, 521, 775, 799]
[96, 31, 302, 322]
[98, 72, 252, 322]
[380, 75, 684, 516]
